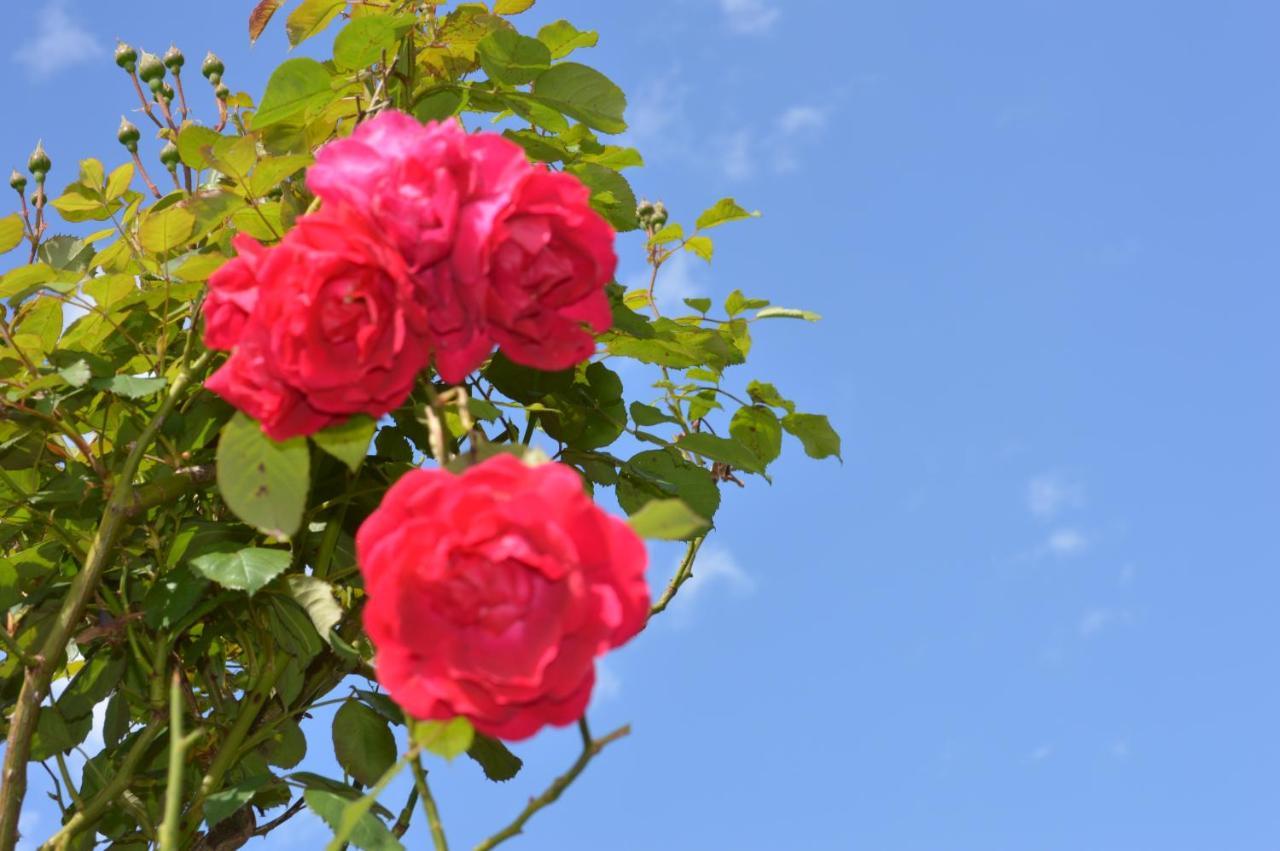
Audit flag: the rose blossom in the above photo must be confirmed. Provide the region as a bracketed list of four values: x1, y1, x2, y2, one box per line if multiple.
[202, 233, 268, 351]
[356, 455, 650, 740]
[204, 207, 430, 440]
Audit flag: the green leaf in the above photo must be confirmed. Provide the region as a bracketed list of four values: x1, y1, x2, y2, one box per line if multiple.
[782, 413, 842, 461]
[617, 449, 720, 527]
[205, 776, 271, 828]
[725, 289, 768, 317]
[311, 416, 375, 472]
[629, 401, 676, 426]
[466, 734, 523, 782]
[17, 297, 62, 354]
[216, 412, 310, 539]
[683, 297, 712, 314]
[104, 163, 134, 201]
[746, 380, 795, 414]
[286, 0, 346, 45]
[285, 575, 343, 645]
[190, 547, 291, 596]
[249, 154, 314, 197]
[754, 306, 822, 321]
[566, 163, 637, 231]
[138, 205, 196, 253]
[677, 433, 767, 476]
[290, 773, 394, 819]
[333, 14, 417, 71]
[528, 62, 627, 134]
[495, 0, 536, 14]
[685, 235, 714, 262]
[730, 406, 783, 468]
[57, 360, 91, 388]
[0, 264, 54, 299]
[177, 125, 223, 170]
[413, 86, 464, 122]
[411, 717, 474, 761]
[89, 375, 168, 399]
[695, 197, 760, 231]
[57, 652, 125, 719]
[307, 789, 404, 851]
[254, 58, 333, 129]
[477, 29, 551, 86]
[628, 498, 710, 540]
[0, 214, 23, 254]
[31, 710, 91, 761]
[333, 700, 398, 787]
[142, 565, 211, 630]
[536, 20, 598, 59]
[78, 158, 105, 190]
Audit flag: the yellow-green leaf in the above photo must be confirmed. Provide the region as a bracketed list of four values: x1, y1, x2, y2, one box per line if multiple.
[104, 164, 134, 201]
[0, 214, 23, 255]
[253, 58, 334, 129]
[286, 0, 346, 45]
[138, 206, 196, 253]
[495, 0, 536, 14]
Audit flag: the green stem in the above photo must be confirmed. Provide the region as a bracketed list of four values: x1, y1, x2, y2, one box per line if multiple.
[412, 756, 449, 851]
[159, 671, 200, 851]
[648, 536, 705, 619]
[0, 351, 212, 851]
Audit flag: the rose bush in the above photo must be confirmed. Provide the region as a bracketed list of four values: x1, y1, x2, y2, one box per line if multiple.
[0, 3, 841, 850]
[357, 454, 649, 740]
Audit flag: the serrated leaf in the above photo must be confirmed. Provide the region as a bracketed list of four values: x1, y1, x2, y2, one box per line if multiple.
[677, 432, 767, 476]
[333, 701, 397, 787]
[104, 164, 134, 201]
[411, 717, 474, 761]
[466, 734, 523, 782]
[215, 412, 310, 539]
[333, 14, 417, 71]
[138, 205, 196, 253]
[628, 498, 710, 540]
[57, 652, 125, 719]
[286, 0, 346, 45]
[536, 20, 598, 59]
[567, 163, 637, 231]
[527, 62, 627, 134]
[285, 575, 342, 645]
[57, 360, 91, 388]
[755, 306, 822, 321]
[782, 413, 842, 461]
[311, 416, 375, 472]
[745, 380, 795, 414]
[306, 790, 404, 851]
[477, 29, 550, 86]
[0, 214, 23, 254]
[685, 235, 714, 262]
[89, 374, 167, 399]
[206, 776, 271, 828]
[177, 125, 223, 170]
[617, 449, 720, 530]
[729, 406, 782, 467]
[695, 197, 760, 231]
[190, 548, 290, 596]
[254, 58, 333, 128]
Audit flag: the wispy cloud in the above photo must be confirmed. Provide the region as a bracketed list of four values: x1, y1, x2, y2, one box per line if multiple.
[13, 2, 103, 77]
[1111, 739, 1132, 759]
[719, 0, 781, 35]
[721, 130, 755, 181]
[719, 104, 832, 181]
[1027, 473, 1084, 519]
[1028, 744, 1054, 763]
[777, 106, 828, 136]
[1078, 607, 1133, 639]
[1044, 528, 1088, 558]
[668, 546, 756, 625]
[592, 659, 623, 705]
[626, 250, 707, 315]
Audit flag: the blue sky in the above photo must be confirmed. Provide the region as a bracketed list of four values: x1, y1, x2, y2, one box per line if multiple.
[4, 0, 1280, 849]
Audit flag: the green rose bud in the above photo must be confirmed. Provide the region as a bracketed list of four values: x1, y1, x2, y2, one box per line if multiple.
[201, 51, 224, 83]
[138, 50, 165, 83]
[114, 41, 138, 73]
[9, 169, 27, 193]
[159, 141, 180, 170]
[117, 117, 141, 153]
[27, 141, 50, 181]
[158, 82, 175, 103]
[31, 187, 47, 209]
[651, 201, 669, 229]
[215, 83, 230, 101]
[636, 199, 656, 222]
[163, 44, 184, 72]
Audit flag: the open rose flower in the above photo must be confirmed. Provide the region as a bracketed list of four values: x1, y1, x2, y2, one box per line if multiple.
[307, 112, 527, 382]
[356, 455, 650, 740]
[202, 234, 268, 351]
[205, 208, 429, 440]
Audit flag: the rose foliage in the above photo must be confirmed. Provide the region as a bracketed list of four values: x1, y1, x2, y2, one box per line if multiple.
[0, 3, 840, 850]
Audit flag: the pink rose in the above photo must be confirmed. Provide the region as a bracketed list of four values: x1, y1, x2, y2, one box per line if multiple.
[476, 169, 617, 371]
[205, 208, 430, 440]
[307, 112, 527, 383]
[202, 234, 267, 351]
[356, 455, 650, 740]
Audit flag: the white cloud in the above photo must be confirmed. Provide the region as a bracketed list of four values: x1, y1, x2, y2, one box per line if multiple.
[721, 130, 755, 181]
[1078, 607, 1133, 639]
[1111, 739, 1132, 759]
[1028, 744, 1054, 763]
[13, 3, 103, 77]
[626, 250, 707, 315]
[777, 106, 828, 136]
[669, 546, 756, 625]
[592, 659, 622, 705]
[1027, 473, 1083, 519]
[719, 0, 781, 35]
[1045, 528, 1088, 558]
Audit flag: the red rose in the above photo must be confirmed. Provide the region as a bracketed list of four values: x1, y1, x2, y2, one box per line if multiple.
[307, 112, 527, 383]
[476, 169, 617, 372]
[202, 234, 267, 351]
[356, 455, 650, 740]
[205, 208, 430, 440]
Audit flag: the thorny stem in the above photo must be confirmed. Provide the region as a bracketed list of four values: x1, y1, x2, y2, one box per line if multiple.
[648, 536, 706, 619]
[130, 149, 162, 199]
[412, 757, 449, 851]
[473, 718, 631, 851]
[128, 71, 164, 128]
